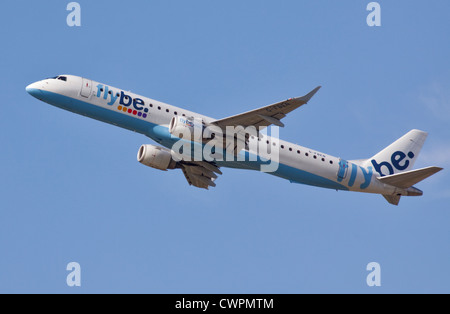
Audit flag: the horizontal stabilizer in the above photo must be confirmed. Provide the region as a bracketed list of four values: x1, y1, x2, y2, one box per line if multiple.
[377, 166, 443, 188]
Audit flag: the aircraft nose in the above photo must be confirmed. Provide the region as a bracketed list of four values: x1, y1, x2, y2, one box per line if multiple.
[26, 82, 44, 100]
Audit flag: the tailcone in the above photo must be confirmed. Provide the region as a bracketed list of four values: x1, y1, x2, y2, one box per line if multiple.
[406, 186, 423, 196]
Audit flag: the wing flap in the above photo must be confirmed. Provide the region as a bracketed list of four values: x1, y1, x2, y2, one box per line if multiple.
[180, 162, 221, 190]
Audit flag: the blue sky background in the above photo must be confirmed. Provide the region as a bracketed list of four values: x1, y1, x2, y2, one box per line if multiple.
[1, 1, 449, 293]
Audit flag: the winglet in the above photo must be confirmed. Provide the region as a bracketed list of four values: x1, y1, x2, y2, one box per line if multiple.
[298, 86, 321, 104]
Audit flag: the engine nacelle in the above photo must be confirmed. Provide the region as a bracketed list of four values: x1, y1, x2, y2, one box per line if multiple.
[169, 116, 210, 142]
[137, 145, 177, 171]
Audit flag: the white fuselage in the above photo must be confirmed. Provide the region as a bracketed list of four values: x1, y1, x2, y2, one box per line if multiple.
[26, 75, 399, 196]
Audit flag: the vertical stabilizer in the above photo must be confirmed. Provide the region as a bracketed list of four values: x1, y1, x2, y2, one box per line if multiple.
[364, 129, 428, 177]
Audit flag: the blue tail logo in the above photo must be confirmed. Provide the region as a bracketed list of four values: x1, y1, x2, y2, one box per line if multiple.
[371, 151, 415, 177]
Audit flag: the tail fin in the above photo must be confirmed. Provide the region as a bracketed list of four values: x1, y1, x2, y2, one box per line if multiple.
[356, 130, 443, 205]
[362, 129, 428, 177]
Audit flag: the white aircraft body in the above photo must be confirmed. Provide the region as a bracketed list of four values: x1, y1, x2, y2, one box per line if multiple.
[26, 75, 442, 205]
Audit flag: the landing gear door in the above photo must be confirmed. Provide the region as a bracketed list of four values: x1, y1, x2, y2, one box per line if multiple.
[337, 159, 349, 182]
[80, 78, 92, 98]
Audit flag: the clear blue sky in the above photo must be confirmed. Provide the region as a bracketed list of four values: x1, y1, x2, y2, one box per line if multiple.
[1, 1, 449, 293]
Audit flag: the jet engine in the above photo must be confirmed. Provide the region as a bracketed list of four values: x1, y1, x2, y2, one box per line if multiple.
[137, 145, 177, 171]
[169, 116, 213, 142]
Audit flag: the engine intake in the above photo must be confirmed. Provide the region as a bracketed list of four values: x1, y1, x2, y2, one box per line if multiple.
[137, 145, 177, 171]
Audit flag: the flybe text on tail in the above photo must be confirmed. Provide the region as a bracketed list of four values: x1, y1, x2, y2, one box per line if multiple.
[371, 150, 415, 177]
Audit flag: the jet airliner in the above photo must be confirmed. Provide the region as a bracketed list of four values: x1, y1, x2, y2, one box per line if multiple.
[26, 75, 442, 205]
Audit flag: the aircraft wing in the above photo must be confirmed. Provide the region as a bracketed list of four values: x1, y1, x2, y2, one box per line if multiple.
[180, 161, 222, 190]
[211, 86, 321, 130]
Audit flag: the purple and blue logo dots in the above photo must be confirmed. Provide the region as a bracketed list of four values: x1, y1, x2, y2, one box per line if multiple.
[96, 84, 148, 118]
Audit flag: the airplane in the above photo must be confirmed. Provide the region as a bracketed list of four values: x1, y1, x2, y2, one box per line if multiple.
[26, 75, 443, 205]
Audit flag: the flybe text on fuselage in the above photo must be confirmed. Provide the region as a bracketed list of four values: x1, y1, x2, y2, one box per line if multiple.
[337, 161, 373, 190]
[96, 84, 150, 117]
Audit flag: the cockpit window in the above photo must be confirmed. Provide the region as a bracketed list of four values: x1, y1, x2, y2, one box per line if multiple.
[46, 76, 68, 81]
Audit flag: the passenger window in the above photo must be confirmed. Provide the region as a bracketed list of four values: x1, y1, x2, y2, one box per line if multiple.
[289, 148, 293, 151]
